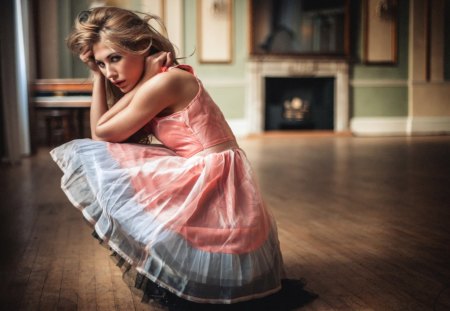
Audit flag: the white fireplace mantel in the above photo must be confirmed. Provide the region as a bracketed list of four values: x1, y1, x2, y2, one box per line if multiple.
[246, 58, 350, 133]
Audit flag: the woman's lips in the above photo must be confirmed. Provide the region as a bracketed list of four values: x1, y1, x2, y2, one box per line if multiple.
[113, 80, 125, 88]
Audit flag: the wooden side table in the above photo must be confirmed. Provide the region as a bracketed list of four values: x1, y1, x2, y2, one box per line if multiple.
[34, 96, 91, 145]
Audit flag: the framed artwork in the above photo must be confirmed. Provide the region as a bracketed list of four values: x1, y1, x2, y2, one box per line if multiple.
[364, 0, 398, 64]
[198, 0, 233, 63]
[249, 0, 349, 57]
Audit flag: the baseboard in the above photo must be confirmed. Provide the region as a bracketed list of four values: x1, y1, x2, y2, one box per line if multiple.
[351, 117, 450, 136]
[351, 117, 408, 136]
[410, 117, 450, 134]
[228, 117, 450, 137]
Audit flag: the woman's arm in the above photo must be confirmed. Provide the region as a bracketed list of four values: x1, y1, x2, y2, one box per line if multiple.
[94, 71, 185, 142]
[79, 49, 173, 141]
[89, 74, 108, 140]
[95, 52, 173, 126]
[78, 50, 109, 140]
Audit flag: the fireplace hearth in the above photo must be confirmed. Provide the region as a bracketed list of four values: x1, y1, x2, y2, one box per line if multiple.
[265, 77, 334, 130]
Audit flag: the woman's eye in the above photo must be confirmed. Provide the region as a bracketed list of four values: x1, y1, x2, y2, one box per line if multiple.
[96, 62, 105, 68]
[111, 55, 121, 62]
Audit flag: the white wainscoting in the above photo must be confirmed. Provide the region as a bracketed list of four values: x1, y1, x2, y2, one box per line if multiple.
[351, 117, 450, 136]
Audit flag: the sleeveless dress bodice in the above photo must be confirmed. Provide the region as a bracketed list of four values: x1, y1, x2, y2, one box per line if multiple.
[150, 78, 236, 158]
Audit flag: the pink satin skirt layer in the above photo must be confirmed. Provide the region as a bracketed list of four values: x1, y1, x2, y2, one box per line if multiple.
[50, 139, 284, 304]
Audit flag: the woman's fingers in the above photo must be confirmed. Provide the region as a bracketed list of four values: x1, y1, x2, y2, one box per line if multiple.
[140, 51, 174, 85]
[165, 52, 174, 67]
[79, 50, 100, 72]
[148, 52, 166, 67]
[148, 51, 173, 67]
[79, 50, 92, 63]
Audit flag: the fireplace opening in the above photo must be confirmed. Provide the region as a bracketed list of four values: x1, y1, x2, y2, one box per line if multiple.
[264, 77, 334, 130]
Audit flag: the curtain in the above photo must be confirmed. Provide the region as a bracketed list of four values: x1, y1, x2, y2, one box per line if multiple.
[0, 0, 33, 164]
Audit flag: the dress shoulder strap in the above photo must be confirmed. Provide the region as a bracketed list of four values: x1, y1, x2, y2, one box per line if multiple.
[161, 64, 194, 74]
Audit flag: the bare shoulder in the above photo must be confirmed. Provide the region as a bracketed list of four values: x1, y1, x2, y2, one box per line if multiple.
[143, 67, 197, 95]
[164, 67, 198, 93]
[136, 67, 193, 97]
[133, 67, 199, 115]
[155, 67, 199, 110]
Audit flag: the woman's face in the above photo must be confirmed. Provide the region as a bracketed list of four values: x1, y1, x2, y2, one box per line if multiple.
[93, 40, 145, 93]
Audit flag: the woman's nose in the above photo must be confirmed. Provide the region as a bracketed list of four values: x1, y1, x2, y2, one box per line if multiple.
[105, 65, 117, 79]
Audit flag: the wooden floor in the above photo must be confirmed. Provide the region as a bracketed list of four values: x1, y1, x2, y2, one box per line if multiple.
[0, 134, 449, 310]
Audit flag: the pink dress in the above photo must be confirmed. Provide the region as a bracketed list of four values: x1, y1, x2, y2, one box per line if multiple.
[50, 66, 284, 304]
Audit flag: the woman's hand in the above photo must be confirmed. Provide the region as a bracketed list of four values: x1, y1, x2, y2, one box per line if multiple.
[79, 49, 101, 75]
[139, 51, 174, 84]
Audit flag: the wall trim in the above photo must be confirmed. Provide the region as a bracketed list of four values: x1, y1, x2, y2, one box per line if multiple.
[410, 117, 450, 134]
[351, 117, 407, 135]
[351, 116, 450, 136]
[350, 79, 408, 87]
[202, 79, 247, 88]
[228, 116, 450, 137]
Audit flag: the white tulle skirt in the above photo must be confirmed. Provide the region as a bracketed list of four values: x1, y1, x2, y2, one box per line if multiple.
[50, 139, 284, 304]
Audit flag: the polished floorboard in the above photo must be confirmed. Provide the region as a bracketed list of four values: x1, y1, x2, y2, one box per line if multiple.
[0, 134, 449, 310]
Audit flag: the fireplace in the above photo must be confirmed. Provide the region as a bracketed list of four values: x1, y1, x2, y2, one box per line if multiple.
[247, 58, 349, 133]
[265, 77, 334, 130]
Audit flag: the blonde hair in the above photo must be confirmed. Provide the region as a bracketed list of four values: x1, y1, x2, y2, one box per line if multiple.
[67, 6, 178, 106]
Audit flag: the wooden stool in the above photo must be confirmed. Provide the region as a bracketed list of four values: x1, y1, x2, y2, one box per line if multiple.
[45, 110, 74, 146]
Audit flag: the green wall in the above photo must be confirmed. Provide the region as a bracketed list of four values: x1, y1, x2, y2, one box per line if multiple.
[353, 87, 408, 117]
[350, 0, 409, 118]
[183, 0, 247, 119]
[58, 0, 91, 79]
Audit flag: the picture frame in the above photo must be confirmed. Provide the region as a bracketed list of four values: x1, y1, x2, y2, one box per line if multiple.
[197, 0, 233, 63]
[248, 0, 350, 57]
[363, 0, 398, 64]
